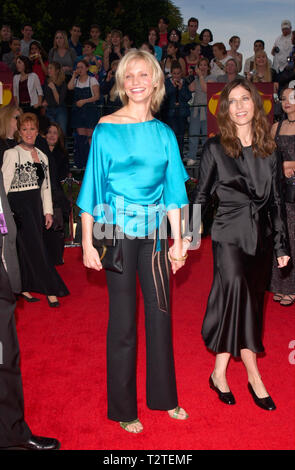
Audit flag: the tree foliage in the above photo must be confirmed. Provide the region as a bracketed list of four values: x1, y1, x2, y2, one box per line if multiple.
[1, 0, 183, 51]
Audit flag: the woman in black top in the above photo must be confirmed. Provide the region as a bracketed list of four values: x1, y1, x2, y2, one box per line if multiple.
[269, 86, 295, 306]
[42, 61, 68, 134]
[182, 78, 289, 410]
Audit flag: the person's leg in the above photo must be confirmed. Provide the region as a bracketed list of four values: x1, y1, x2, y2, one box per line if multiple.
[137, 237, 187, 419]
[0, 260, 32, 447]
[211, 352, 231, 392]
[240, 349, 269, 398]
[187, 110, 200, 161]
[105, 237, 142, 431]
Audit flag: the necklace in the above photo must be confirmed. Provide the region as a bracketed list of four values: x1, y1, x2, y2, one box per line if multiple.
[287, 118, 295, 123]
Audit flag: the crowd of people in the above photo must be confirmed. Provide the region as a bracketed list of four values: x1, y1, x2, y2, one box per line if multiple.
[1, 17, 294, 167]
[0, 14, 295, 449]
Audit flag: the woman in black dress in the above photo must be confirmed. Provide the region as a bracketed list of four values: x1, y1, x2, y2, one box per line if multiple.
[270, 86, 295, 306]
[181, 78, 289, 410]
[2, 113, 69, 307]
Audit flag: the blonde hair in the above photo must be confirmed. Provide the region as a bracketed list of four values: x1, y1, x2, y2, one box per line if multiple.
[48, 61, 65, 86]
[53, 30, 69, 49]
[0, 104, 22, 140]
[115, 49, 165, 114]
[253, 51, 272, 82]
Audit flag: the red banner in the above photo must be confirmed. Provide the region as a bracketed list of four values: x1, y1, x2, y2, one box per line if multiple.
[207, 82, 274, 138]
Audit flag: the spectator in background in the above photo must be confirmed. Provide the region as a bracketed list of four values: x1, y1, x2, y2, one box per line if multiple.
[167, 29, 184, 55]
[122, 34, 134, 54]
[103, 29, 124, 72]
[277, 49, 295, 91]
[161, 41, 186, 78]
[184, 43, 202, 76]
[158, 17, 169, 47]
[199, 28, 214, 62]
[272, 20, 293, 73]
[68, 60, 100, 168]
[140, 42, 155, 55]
[13, 56, 43, 113]
[227, 36, 243, 72]
[210, 42, 232, 78]
[48, 30, 77, 79]
[164, 60, 192, 158]
[75, 40, 104, 83]
[2, 37, 21, 74]
[246, 51, 277, 86]
[100, 60, 122, 115]
[217, 58, 243, 83]
[244, 39, 272, 74]
[186, 57, 213, 167]
[148, 27, 162, 62]
[69, 24, 83, 57]
[89, 24, 106, 58]
[0, 24, 12, 60]
[43, 123, 70, 266]
[181, 17, 200, 45]
[42, 62, 68, 134]
[20, 24, 34, 57]
[29, 41, 48, 86]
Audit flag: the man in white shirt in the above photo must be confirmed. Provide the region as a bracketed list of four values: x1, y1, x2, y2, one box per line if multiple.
[271, 20, 293, 73]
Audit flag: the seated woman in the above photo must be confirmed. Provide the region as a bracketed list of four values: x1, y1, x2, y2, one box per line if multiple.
[210, 42, 232, 78]
[227, 36, 243, 73]
[199, 28, 214, 62]
[216, 58, 244, 83]
[184, 43, 202, 76]
[42, 61, 68, 134]
[28, 40, 48, 86]
[246, 50, 277, 88]
[161, 41, 186, 78]
[2, 113, 69, 307]
[13, 55, 43, 114]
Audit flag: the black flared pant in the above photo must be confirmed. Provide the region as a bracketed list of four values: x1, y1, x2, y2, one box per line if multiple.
[0, 260, 32, 447]
[105, 236, 178, 422]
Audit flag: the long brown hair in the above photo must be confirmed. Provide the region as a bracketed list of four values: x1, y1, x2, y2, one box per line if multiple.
[217, 77, 275, 158]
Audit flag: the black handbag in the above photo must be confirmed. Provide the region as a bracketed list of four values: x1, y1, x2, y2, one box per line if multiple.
[92, 223, 123, 273]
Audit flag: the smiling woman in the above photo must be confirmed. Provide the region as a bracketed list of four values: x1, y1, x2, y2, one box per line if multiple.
[77, 50, 190, 434]
[183, 77, 290, 411]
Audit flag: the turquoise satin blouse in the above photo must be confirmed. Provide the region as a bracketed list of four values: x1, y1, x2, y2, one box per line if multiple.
[77, 118, 189, 243]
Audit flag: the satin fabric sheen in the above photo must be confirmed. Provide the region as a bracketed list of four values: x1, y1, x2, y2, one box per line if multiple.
[193, 137, 289, 356]
[77, 119, 189, 240]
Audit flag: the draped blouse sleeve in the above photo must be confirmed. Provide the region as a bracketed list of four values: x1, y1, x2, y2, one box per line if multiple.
[162, 125, 189, 210]
[76, 125, 108, 221]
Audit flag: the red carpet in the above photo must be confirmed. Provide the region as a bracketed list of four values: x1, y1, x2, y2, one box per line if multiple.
[15, 237, 295, 450]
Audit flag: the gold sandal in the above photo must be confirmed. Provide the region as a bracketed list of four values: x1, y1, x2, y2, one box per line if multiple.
[119, 418, 143, 433]
[168, 406, 189, 420]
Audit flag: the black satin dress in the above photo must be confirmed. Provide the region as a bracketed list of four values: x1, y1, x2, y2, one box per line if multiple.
[193, 136, 289, 357]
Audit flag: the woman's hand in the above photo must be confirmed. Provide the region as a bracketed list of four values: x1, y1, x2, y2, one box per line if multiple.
[168, 240, 187, 274]
[45, 213, 53, 230]
[277, 256, 290, 268]
[284, 168, 295, 178]
[76, 99, 85, 107]
[82, 244, 103, 271]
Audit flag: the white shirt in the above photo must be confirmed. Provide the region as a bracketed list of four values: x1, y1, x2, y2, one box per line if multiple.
[210, 56, 232, 78]
[13, 73, 43, 106]
[272, 33, 293, 72]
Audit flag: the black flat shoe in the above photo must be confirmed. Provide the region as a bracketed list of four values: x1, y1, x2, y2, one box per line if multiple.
[247, 382, 276, 411]
[19, 293, 40, 303]
[3, 434, 60, 450]
[209, 375, 236, 405]
[47, 297, 60, 308]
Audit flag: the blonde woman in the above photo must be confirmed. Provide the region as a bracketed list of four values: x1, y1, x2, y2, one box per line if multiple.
[77, 50, 189, 433]
[246, 50, 277, 84]
[0, 104, 22, 166]
[43, 61, 68, 133]
[48, 30, 77, 77]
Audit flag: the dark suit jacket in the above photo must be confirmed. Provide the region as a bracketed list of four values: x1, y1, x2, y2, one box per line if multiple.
[192, 136, 289, 258]
[0, 170, 21, 293]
